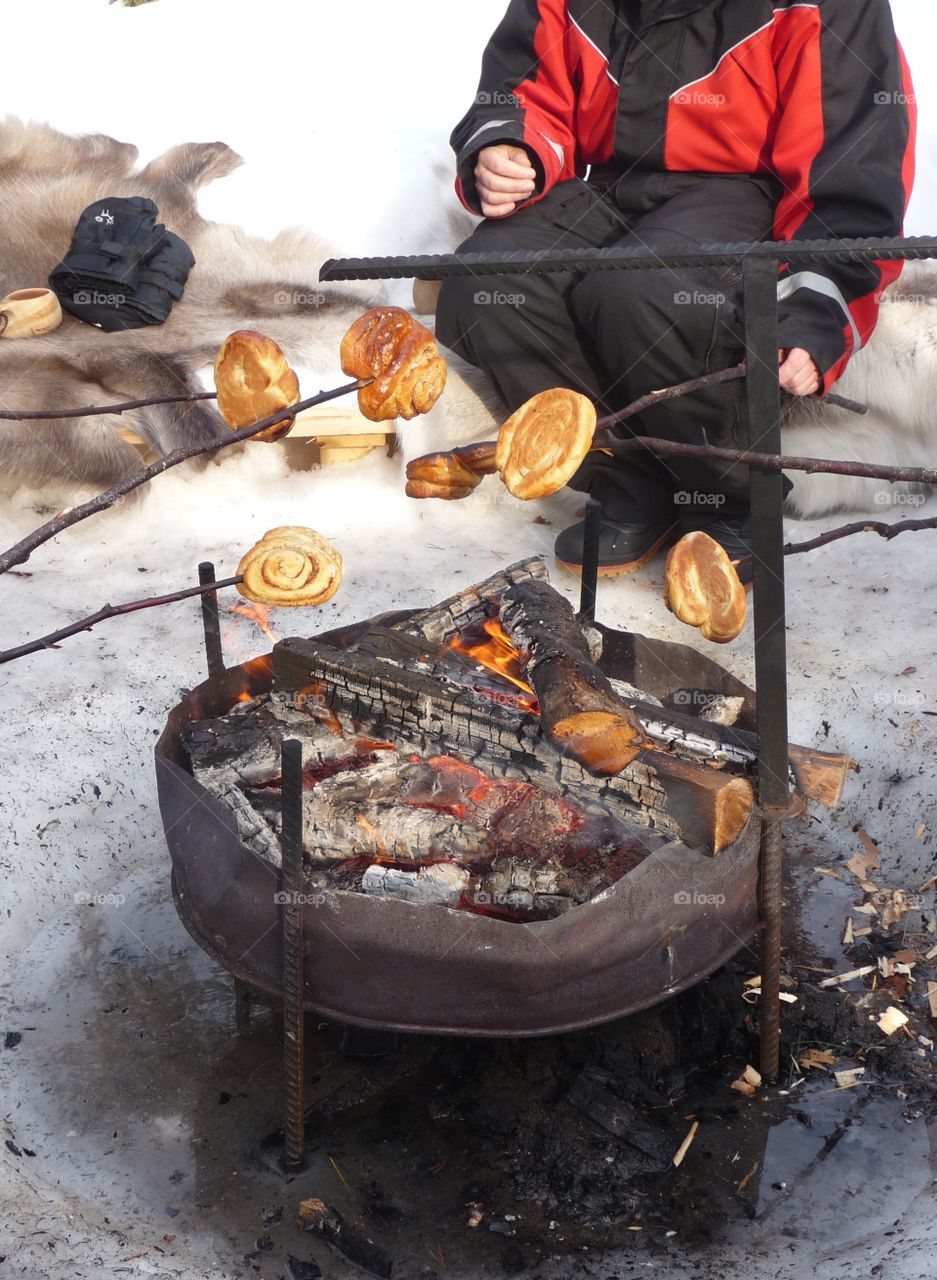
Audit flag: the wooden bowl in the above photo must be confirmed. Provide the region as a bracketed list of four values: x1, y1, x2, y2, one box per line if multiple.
[0, 288, 63, 339]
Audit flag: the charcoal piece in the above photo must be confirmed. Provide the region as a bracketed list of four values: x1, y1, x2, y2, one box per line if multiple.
[567, 1073, 673, 1165]
[297, 1199, 392, 1278]
[286, 1259, 322, 1280]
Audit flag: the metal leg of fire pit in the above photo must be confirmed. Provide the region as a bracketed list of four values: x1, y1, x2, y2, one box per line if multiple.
[280, 737, 308, 1174]
[578, 496, 602, 624]
[743, 258, 791, 1086]
[198, 561, 225, 678]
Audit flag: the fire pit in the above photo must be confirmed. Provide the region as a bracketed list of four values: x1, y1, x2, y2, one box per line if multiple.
[155, 557, 778, 1038]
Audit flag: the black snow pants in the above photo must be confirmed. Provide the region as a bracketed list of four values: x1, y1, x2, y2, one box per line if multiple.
[436, 171, 780, 522]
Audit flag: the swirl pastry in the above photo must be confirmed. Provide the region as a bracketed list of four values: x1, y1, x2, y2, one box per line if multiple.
[214, 330, 300, 443]
[340, 306, 447, 422]
[495, 388, 596, 500]
[663, 531, 747, 644]
[237, 526, 342, 607]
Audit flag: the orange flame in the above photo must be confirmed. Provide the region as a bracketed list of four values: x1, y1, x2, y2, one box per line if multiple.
[447, 618, 539, 713]
[228, 600, 278, 644]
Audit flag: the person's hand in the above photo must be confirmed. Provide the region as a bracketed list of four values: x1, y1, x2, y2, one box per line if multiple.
[474, 145, 538, 219]
[778, 347, 820, 396]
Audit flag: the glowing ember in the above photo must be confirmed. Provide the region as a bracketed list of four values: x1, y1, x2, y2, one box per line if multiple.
[448, 618, 539, 712]
[228, 600, 277, 643]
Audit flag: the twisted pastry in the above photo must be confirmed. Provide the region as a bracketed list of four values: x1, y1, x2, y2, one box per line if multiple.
[237, 526, 342, 607]
[214, 330, 301, 442]
[405, 440, 497, 500]
[340, 306, 447, 421]
[663, 531, 747, 644]
[496, 388, 596, 500]
[405, 451, 482, 500]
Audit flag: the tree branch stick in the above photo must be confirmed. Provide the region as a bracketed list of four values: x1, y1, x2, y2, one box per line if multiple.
[0, 575, 243, 665]
[0, 378, 369, 576]
[593, 433, 937, 488]
[595, 365, 866, 430]
[0, 391, 217, 421]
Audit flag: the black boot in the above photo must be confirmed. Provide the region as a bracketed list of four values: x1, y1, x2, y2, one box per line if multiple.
[555, 515, 679, 575]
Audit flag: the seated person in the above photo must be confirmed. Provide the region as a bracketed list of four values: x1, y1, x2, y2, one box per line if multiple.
[437, 0, 915, 574]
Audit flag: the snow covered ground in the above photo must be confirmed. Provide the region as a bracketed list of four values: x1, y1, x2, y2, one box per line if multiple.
[1, 3, 935, 1278]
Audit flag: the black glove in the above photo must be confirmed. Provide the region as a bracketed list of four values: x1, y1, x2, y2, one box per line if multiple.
[49, 196, 195, 331]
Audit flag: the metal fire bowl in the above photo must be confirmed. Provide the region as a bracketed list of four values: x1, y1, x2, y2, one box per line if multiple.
[155, 612, 760, 1038]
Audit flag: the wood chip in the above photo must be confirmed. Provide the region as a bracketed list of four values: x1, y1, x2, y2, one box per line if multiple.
[847, 830, 881, 880]
[672, 1120, 699, 1168]
[877, 1006, 910, 1036]
[928, 983, 937, 1020]
[798, 1048, 838, 1071]
[819, 965, 875, 988]
[854, 902, 879, 916]
[842, 917, 855, 945]
[834, 1068, 866, 1089]
[814, 867, 843, 880]
[925, 944, 937, 961]
[915, 822, 927, 840]
[736, 1162, 759, 1194]
[730, 1064, 762, 1095]
[920, 874, 937, 894]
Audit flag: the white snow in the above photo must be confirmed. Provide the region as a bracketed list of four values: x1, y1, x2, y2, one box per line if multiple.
[1, 3, 936, 1278]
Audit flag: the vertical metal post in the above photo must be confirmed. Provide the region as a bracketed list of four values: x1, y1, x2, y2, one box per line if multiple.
[280, 737, 307, 1173]
[198, 561, 225, 678]
[743, 258, 790, 1085]
[578, 496, 602, 623]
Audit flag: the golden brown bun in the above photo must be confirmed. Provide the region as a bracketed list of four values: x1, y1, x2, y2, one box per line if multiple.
[340, 306, 447, 422]
[496, 388, 596, 500]
[405, 451, 482, 501]
[214, 330, 300, 442]
[663, 531, 747, 644]
[237, 527, 342, 607]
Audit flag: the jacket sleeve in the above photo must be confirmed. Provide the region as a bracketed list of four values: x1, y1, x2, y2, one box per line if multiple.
[771, 0, 916, 392]
[450, 0, 578, 216]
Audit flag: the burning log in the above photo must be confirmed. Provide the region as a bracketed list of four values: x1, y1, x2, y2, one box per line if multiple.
[499, 579, 644, 775]
[615, 689, 851, 809]
[274, 638, 752, 854]
[398, 556, 547, 645]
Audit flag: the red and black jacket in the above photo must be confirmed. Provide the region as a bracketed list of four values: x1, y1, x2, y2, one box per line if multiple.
[451, 0, 917, 391]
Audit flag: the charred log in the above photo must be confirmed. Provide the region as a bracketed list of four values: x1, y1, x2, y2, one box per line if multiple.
[499, 579, 645, 775]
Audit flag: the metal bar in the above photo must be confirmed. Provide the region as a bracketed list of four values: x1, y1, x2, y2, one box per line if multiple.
[320, 236, 937, 283]
[197, 561, 225, 679]
[280, 737, 307, 1174]
[743, 258, 790, 1086]
[578, 497, 602, 623]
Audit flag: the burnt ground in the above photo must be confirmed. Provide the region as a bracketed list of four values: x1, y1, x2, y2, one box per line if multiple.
[2, 813, 935, 1280]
